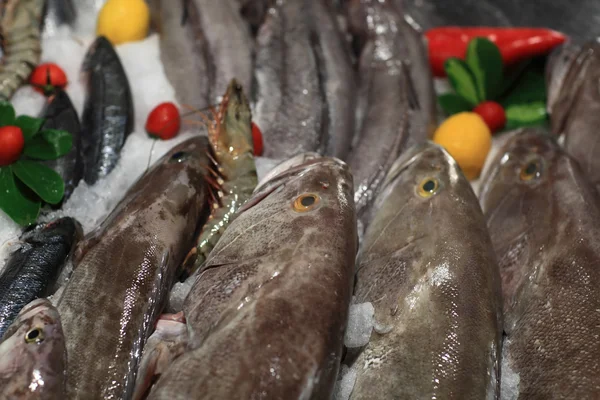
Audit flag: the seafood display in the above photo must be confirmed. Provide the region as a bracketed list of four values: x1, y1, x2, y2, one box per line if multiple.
[0, 0, 45, 101]
[479, 129, 600, 398]
[80, 35, 134, 185]
[348, 142, 501, 399]
[1, 0, 600, 399]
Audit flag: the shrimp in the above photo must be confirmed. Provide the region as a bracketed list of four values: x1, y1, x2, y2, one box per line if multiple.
[0, 0, 45, 101]
[181, 78, 258, 278]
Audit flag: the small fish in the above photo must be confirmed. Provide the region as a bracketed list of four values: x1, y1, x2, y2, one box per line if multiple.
[39, 90, 83, 204]
[546, 40, 600, 190]
[0, 298, 67, 399]
[479, 128, 600, 399]
[80, 35, 134, 185]
[0, 217, 81, 339]
[56, 137, 211, 399]
[348, 142, 502, 399]
[149, 153, 357, 399]
[0, 0, 45, 100]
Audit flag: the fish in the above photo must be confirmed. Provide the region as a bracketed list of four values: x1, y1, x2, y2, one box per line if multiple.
[80, 35, 134, 185]
[0, 298, 67, 399]
[347, 142, 502, 399]
[152, 0, 253, 108]
[148, 153, 358, 399]
[478, 128, 600, 399]
[0, 217, 81, 340]
[38, 90, 83, 204]
[346, 0, 435, 232]
[56, 137, 211, 399]
[546, 40, 600, 190]
[252, 0, 325, 158]
[132, 315, 188, 400]
[236, 0, 272, 34]
[42, 0, 76, 36]
[0, 0, 45, 101]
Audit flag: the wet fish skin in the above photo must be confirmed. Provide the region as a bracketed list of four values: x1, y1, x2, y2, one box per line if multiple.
[0, 217, 81, 340]
[80, 35, 134, 185]
[253, 0, 325, 158]
[56, 137, 211, 399]
[149, 154, 357, 399]
[151, 0, 211, 110]
[236, 0, 273, 34]
[479, 129, 600, 399]
[349, 142, 502, 399]
[546, 40, 600, 190]
[0, 299, 67, 399]
[39, 90, 83, 204]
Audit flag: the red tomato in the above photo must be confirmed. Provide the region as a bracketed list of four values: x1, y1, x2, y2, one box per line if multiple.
[146, 102, 181, 140]
[0, 126, 25, 166]
[29, 63, 68, 96]
[251, 122, 263, 156]
[473, 101, 506, 133]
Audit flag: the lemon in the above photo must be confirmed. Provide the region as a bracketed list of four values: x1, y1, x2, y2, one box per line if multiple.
[96, 0, 150, 45]
[433, 112, 492, 181]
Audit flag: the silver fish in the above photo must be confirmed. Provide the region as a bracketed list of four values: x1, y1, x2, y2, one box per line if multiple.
[149, 154, 357, 399]
[56, 137, 211, 399]
[0, 299, 67, 400]
[348, 142, 501, 399]
[479, 128, 600, 399]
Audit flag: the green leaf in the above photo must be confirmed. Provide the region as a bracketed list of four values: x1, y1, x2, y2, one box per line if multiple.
[465, 38, 504, 101]
[445, 58, 481, 107]
[0, 166, 40, 225]
[438, 93, 473, 116]
[504, 101, 548, 130]
[497, 60, 532, 98]
[12, 160, 65, 205]
[15, 115, 45, 142]
[23, 129, 72, 160]
[0, 102, 16, 126]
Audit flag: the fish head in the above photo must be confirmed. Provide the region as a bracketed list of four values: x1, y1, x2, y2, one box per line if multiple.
[155, 136, 210, 175]
[0, 299, 66, 397]
[22, 217, 83, 247]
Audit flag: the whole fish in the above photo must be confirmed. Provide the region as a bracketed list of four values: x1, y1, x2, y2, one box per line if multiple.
[546, 40, 600, 190]
[0, 0, 45, 101]
[346, 0, 435, 231]
[56, 137, 211, 399]
[252, 0, 325, 158]
[479, 129, 600, 399]
[0, 217, 81, 339]
[0, 298, 67, 399]
[80, 35, 134, 185]
[39, 90, 83, 203]
[149, 153, 357, 399]
[348, 142, 502, 399]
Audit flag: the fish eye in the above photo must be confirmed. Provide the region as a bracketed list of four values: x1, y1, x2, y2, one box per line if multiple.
[417, 178, 439, 198]
[170, 151, 189, 163]
[293, 193, 320, 212]
[519, 159, 543, 181]
[24, 327, 44, 344]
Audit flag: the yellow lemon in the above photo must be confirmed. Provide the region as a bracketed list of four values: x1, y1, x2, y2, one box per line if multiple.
[96, 0, 150, 45]
[433, 112, 492, 181]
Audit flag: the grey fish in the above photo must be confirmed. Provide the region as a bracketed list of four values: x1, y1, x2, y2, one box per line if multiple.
[39, 90, 83, 204]
[252, 0, 324, 158]
[346, 0, 435, 231]
[148, 153, 357, 399]
[80, 35, 134, 185]
[546, 40, 600, 190]
[0, 217, 81, 340]
[478, 129, 600, 399]
[236, 0, 272, 34]
[348, 142, 502, 399]
[56, 137, 211, 399]
[0, 299, 67, 400]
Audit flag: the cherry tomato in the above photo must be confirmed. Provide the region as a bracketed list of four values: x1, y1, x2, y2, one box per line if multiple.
[251, 122, 263, 156]
[473, 101, 506, 133]
[29, 63, 68, 96]
[0, 126, 25, 166]
[146, 102, 181, 140]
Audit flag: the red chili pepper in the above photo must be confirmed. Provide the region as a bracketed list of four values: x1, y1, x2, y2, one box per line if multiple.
[425, 27, 567, 77]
